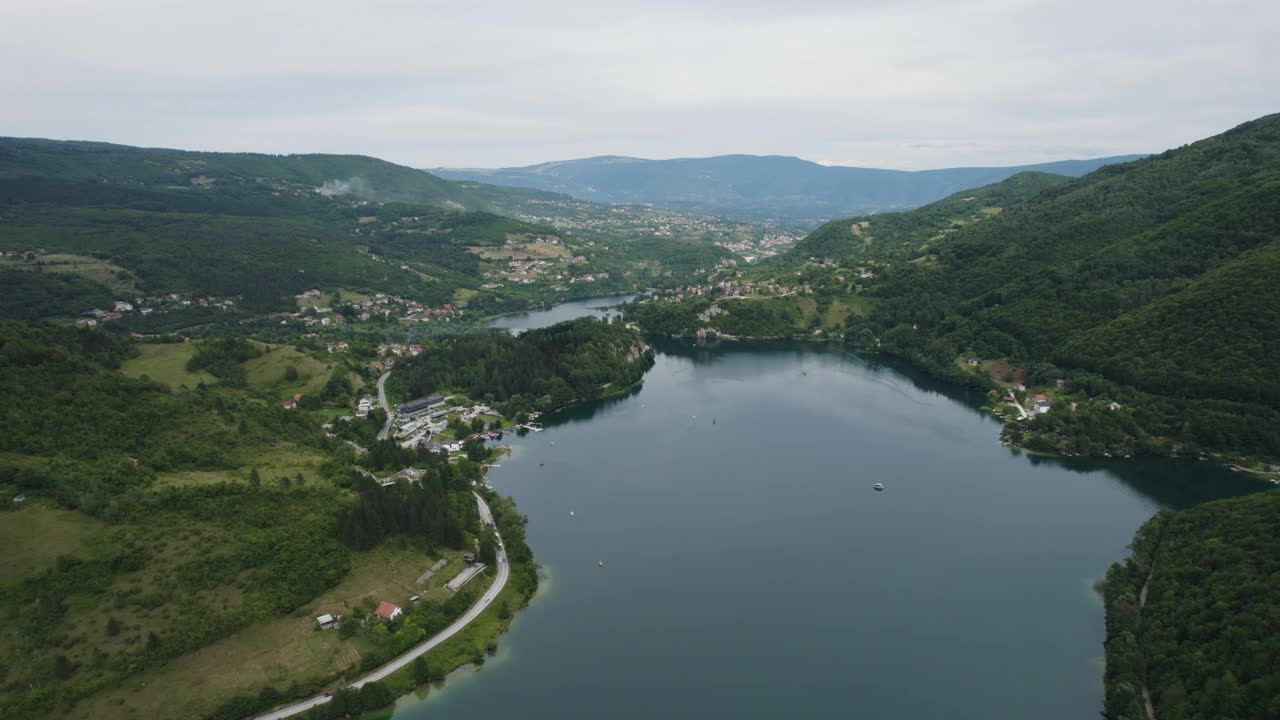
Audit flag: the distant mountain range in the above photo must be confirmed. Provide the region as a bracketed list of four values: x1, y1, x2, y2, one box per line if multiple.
[430, 153, 1145, 224]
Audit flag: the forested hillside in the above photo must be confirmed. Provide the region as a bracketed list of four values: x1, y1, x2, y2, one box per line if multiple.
[0, 137, 558, 210]
[799, 114, 1280, 458]
[0, 139, 599, 315]
[1103, 490, 1280, 720]
[780, 171, 1070, 264]
[390, 316, 653, 414]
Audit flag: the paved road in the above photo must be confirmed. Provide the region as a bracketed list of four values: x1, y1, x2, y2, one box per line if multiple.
[254, 493, 509, 720]
[375, 371, 393, 440]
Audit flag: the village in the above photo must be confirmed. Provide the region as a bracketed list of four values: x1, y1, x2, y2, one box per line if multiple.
[75, 292, 241, 326]
[293, 289, 463, 329]
[651, 277, 808, 303]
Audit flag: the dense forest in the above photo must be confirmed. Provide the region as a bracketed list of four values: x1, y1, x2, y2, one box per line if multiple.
[0, 137, 558, 210]
[390, 316, 653, 414]
[848, 114, 1280, 456]
[1103, 489, 1280, 720]
[0, 269, 117, 320]
[627, 296, 807, 338]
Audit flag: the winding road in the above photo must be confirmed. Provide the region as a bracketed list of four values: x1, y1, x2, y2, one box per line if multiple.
[376, 371, 393, 440]
[256, 372, 510, 720]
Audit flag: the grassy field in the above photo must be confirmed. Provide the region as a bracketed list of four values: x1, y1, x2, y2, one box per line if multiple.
[0, 500, 106, 586]
[70, 545, 470, 720]
[2, 253, 139, 294]
[244, 346, 332, 396]
[470, 238, 569, 261]
[794, 296, 820, 329]
[821, 297, 867, 331]
[120, 342, 215, 389]
[295, 290, 373, 310]
[452, 287, 479, 304]
[982, 360, 1025, 387]
[155, 443, 330, 489]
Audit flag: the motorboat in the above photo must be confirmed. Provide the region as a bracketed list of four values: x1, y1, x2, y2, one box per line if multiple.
[873, 483, 884, 491]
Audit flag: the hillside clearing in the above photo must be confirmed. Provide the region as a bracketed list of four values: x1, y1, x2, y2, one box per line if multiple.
[120, 343, 215, 389]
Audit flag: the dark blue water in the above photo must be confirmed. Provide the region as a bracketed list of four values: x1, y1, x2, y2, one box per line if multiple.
[389, 322, 1260, 720]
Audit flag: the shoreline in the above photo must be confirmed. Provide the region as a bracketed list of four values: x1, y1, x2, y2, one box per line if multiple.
[641, 328, 1275, 475]
[252, 490, 528, 720]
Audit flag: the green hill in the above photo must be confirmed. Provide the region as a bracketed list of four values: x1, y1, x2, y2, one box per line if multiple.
[1103, 489, 1280, 720]
[0, 139, 594, 315]
[778, 170, 1071, 264]
[836, 113, 1280, 457]
[0, 137, 559, 210]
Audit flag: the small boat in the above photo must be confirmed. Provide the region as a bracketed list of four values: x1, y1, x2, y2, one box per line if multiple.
[873, 483, 884, 491]
[569, 510, 575, 516]
[598, 560, 604, 567]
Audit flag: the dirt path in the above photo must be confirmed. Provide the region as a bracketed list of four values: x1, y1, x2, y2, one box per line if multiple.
[1136, 543, 1160, 720]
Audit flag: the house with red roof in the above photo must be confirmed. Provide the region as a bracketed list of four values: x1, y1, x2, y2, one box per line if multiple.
[375, 601, 402, 622]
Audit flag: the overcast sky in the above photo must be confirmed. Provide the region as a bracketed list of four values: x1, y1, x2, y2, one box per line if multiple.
[2, 0, 1277, 169]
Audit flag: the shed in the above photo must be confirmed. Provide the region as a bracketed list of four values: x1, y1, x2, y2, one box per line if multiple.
[316, 613, 336, 629]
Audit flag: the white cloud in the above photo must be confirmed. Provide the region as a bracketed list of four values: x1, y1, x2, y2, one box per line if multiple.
[0, 0, 1276, 168]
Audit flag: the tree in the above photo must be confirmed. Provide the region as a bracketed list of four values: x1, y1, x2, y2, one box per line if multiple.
[410, 656, 430, 685]
[106, 617, 121, 636]
[470, 417, 485, 434]
[464, 438, 487, 463]
[296, 472, 306, 486]
[278, 476, 292, 490]
[249, 468, 261, 488]
[478, 531, 497, 566]
[359, 681, 393, 710]
[329, 687, 362, 716]
[53, 654, 75, 680]
[284, 366, 299, 382]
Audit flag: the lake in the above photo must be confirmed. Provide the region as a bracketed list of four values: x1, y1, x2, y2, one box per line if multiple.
[486, 294, 636, 334]
[389, 307, 1261, 720]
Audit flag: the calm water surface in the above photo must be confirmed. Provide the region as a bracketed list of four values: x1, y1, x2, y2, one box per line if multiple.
[487, 295, 635, 334]
[389, 307, 1259, 720]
